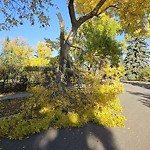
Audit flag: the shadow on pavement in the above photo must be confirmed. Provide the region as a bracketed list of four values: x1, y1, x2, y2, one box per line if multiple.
[127, 91, 150, 108]
[123, 81, 150, 89]
[0, 123, 119, 150]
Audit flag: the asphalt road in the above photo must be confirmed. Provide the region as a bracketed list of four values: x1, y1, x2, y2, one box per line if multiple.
[0, 82, 150, 150]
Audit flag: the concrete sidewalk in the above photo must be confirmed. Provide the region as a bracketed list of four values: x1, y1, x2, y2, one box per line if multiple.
[0, 92, 30, 101]
[0, 83, 150, 150]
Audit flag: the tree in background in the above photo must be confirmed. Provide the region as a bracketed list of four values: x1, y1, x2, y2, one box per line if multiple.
[0, 37, 33, 90]
[24, 41, 52, 67]
[124, 37, 150, 81]
[0, 38, 52, 92]
[24, 41, 52, 85]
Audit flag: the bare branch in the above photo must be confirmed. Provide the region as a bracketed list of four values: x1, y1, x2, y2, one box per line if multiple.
[57, 13, 65, 47]
[68, 0, 77, 25]
[66, 41, 82, 49]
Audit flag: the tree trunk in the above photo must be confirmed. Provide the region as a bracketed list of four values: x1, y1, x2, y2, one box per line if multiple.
[59, 27, 78, 81]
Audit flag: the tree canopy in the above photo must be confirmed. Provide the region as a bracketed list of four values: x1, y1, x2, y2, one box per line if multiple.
[1, 0, 150, 76]
[124, 37, 150, 80]
[0, 0, 150, 35]
[75, 0, 150, 35]
[0, 0, 53, 30]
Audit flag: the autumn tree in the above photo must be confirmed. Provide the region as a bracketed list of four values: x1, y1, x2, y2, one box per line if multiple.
[0, 37, 32, 75]
[57, 0, 150, 80]
[24, 41, 52, 67]
[0, 37, 32, 92]
[0, 38, 52, 92]
[0, 0, 150, 80]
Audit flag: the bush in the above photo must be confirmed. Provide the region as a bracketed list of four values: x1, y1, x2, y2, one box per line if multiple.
[122, 67, 150, 82]
[0, 64, 126, 139]
[139, 68, 150, 82]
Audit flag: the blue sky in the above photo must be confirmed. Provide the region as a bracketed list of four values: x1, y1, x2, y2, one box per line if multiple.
[0, 1, 70, 43]
[0, 0, 149, 55]
[0, 0, 70, 56]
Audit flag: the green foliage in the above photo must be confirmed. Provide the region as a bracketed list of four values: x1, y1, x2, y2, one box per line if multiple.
[71, 13, 123, 69]
[0, 37, 53, 93]
[124, 37, 150, 81]
[0, 37, 31, 92]
[138, 68, 150, 82]
[0, 64, 126, 139]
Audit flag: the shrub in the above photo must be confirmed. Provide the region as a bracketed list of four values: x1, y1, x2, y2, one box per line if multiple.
[0, 64, 126, 139]
[139, 68, 150, 82]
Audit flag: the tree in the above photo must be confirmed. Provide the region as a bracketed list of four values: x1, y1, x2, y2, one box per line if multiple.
[3, 1, 147, 137]
[0, 38, 52, 92]
[124, 37, 150, 81]
[0, 37, 33, 92]
[25, 41, 52, 67]
[71, 14, 122, 71]
[0, 0, 53, 30]
[58, 0, 150, 79]
[0, 37, 32, 75]
[0, 0, 150, 80]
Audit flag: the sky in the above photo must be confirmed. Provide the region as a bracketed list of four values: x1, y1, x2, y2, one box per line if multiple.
[0, 0, 70, 56]
[0, 0, 150, 56]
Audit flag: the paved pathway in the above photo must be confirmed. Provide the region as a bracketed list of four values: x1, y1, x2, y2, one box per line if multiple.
[0, 83, 150, 150]
[0, 92, 30, 101]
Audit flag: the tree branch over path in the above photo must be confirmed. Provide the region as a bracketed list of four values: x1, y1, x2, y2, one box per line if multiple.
[68, 0, 108, 29]
[68, 0, 77, 26]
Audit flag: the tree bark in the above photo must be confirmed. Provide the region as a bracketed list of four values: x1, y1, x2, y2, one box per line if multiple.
[57, 12, 78, 82]
[59, 27, 77, 75]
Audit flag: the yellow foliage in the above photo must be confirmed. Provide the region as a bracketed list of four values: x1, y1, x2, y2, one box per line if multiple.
[75, 0, 114, 15]
[25, 41, 52, 67]
[39, 107, 50, 114]
[0, 64, 126, 139]
[1, 38, 52, 69]
[68, 112, 79, 125]
[1, 38, 34, 68]
[145, 18, 150, 37]
[75, 0, 150, 34]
